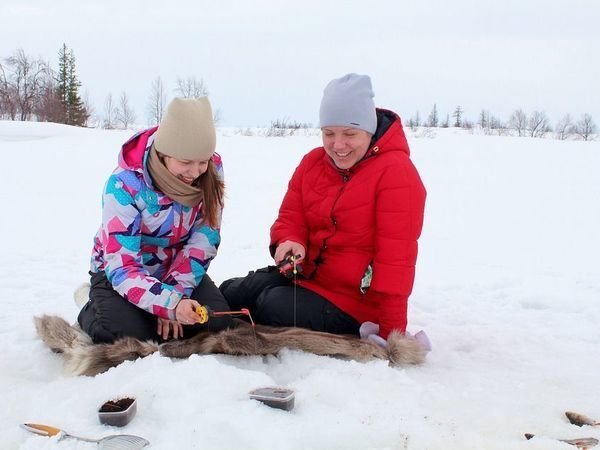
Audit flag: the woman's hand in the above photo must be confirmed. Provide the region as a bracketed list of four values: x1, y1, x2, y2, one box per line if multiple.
[157, 317, 184, 340]
[274, 240, 305, 267]
[175, 298, 202, 325]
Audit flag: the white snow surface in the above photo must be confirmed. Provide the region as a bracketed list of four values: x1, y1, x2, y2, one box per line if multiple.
[0, 121, 599, 449]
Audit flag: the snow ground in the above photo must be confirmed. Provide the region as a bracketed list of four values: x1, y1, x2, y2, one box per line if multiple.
[0, 121, 599, 449]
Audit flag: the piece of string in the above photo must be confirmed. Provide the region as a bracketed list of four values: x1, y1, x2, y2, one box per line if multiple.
[293, 255, 298, 328]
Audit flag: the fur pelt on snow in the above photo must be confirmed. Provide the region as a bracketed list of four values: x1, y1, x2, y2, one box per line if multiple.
[34, 315, 425, 377]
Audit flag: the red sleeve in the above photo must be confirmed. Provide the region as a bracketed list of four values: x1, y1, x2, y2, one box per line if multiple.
[367, 155, 426, 339]
[269, 154, 311, 255]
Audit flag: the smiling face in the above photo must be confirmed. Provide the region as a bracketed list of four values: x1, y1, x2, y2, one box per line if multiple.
[163, 155, 210, 184]
[321, 127, 372, 170]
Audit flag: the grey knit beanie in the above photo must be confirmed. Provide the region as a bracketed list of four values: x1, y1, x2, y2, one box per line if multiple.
[319, 73, 377, 134]
[153, 97, 216, 160]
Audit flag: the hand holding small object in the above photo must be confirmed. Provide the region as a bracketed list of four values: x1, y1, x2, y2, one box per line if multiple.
[274, 241, 305, 273]
[175, 298, 202, 325]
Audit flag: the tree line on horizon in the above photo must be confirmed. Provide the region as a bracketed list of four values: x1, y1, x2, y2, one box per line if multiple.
[0, 45, 89, 126]
[408, 104, 596, 141]
[0, 46, 220, 131]
[0, 47, 597, 141]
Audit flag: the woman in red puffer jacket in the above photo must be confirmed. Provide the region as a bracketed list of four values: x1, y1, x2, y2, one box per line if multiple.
[220, 73, 426, 343]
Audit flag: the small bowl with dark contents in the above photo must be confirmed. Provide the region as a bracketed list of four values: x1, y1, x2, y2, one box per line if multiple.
[98, 397, 137, 427]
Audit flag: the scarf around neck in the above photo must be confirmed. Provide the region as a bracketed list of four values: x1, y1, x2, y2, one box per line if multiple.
[147, 145, 203, 207]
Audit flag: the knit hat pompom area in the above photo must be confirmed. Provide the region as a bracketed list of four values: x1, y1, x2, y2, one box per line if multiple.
[319, 73, 377, 134]
[153, 97, 216, 161]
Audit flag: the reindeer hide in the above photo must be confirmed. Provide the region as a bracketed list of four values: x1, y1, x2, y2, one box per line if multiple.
[34, 315, 424, 376]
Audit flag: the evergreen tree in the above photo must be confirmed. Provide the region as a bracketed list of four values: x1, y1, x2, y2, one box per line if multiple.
[452, 106, 463, 127]
[55, 44, 69, 123]
[55, 44, 88, 126]
[67, 49, 87, 126]
[427, 104, 439, 127]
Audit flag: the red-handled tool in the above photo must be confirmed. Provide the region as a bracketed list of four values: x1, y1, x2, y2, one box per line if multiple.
[195, 305, 255, 327]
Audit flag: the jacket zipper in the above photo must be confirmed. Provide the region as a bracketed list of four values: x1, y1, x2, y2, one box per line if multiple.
[321, 171, 350, 251]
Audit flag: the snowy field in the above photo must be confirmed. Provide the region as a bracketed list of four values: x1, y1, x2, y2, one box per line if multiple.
[0, 120, 599, 449]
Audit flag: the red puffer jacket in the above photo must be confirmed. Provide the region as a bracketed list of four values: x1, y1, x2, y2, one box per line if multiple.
[270, 109, 426, 338]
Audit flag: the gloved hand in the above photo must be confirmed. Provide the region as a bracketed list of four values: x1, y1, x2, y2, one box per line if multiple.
[359, 321, 432, 352]
[411, 330, 432, 352]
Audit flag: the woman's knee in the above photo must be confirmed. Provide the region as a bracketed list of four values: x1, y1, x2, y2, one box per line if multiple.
[78, 303, 155, 343]
[255, 286, 295, 326]
[220, 267, 291, 310]
[79, 284, 157, 343]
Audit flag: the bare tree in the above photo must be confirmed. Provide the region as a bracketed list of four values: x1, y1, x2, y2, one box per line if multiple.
[508, 109, 528, 136]
[81, 90, 95, 127]
[527, 111, 551, 138]
[147, 76, 166, 126]
[102, 93, 118, 129]
[3, 49, 48, 121]
[555, 114, 574, 140]
[574, 113, 597, 141]
[266, 117, 311, 137]
[116, 92, 136, 129]
[175, 76, 209, 98]
[489, 116, 508, 135]
[34, 68, 65, 123]
[441, 113, 450, 128]
[0, 61, 16, 119]
[478, 109, 489, 130]
[462, 119, 474, 130]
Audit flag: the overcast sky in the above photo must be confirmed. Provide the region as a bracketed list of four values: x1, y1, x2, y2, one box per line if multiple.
[1, 0, 599, 127]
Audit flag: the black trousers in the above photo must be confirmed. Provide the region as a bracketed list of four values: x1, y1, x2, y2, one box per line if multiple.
[219, 266, 360, 335]
[78, 271, 232, 344]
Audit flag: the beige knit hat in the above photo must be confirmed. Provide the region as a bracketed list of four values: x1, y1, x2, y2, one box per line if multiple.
[153, 97, 216, 160]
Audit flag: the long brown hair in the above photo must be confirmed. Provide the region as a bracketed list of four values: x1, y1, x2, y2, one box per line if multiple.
[195, 159, 225, 228]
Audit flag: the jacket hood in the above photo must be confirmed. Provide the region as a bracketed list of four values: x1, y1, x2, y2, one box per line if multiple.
[367, 108, 410, 157]
[115, 126, 223, 193]
[118, 126, 158, 172]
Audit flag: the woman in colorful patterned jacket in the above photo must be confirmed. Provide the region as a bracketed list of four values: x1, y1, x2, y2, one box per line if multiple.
[78, 97, 232, 344]
[220, 74, 426, 346]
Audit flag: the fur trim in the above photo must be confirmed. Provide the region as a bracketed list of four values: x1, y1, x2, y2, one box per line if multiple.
[34, 315, 91, 353]
[73, 283, 91, 309]
[159, 321, 390, 362]
[34, 316, 424, 376]
[386, 330, 426, 366]
[65, 337, 158, 377]
[34, 315, 157, 376]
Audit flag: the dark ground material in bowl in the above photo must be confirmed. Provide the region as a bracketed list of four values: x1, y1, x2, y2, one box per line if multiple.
[99, 397, 135, 413]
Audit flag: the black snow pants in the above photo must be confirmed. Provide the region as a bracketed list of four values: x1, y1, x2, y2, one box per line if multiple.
[219, 266, 360, 335]
[78, 271, 233, 344]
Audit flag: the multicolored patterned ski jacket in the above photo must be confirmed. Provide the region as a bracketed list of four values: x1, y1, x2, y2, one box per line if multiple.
[90, 127, 223, 320]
